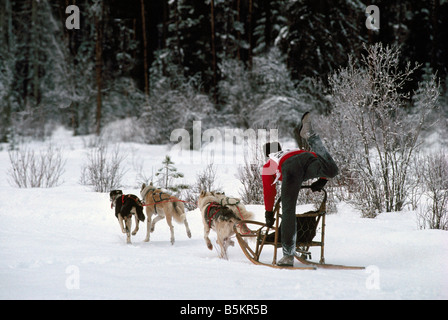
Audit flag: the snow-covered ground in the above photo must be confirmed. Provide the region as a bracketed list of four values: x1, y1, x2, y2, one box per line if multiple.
[0, 127, 447, 300]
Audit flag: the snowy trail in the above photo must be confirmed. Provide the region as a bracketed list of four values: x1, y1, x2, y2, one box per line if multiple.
[0, 186, 446, 300]
[0, 129, 447, 300]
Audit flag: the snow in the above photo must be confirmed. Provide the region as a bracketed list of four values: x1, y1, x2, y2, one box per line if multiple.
[0, 127, 447, 300]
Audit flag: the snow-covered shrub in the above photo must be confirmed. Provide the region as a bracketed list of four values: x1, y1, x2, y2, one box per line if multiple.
[141, 50, 214, 145]
[237, 143, 265, 204]
[180, 163, 222, 211]
[328, 43, 439, 216]
[416, 150, 448, 230]
[7, 144, 66, 188]
[101, 117, 146, 143]
[80, 144, 125, 192]
[248, 48, 310, 136]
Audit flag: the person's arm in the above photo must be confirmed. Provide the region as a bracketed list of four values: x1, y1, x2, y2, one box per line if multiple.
[262, 160, 277, 227]
[262, 160, 277, 211]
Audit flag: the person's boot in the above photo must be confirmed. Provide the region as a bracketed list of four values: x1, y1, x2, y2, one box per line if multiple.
[277, 255, 294, 267]
[299, 111, 316, 140]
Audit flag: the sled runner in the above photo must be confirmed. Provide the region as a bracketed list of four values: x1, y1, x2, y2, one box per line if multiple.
[234, 187, 364, 270]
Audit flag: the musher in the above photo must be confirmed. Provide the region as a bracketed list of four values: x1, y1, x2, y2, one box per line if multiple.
[262, 112, 339, 266]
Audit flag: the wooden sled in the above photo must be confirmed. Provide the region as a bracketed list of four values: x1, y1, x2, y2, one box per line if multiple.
[234, 187, 364, 270]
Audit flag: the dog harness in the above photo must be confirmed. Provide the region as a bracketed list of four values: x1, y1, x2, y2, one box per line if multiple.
[219, 197, 240, 207]
[121, 194, 143, 207]
[147, 191, 173, 215]
[205, 202, 225, 228]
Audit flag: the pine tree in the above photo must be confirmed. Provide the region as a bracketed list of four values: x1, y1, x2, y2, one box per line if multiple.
[277, 0, 366, 81]
[155, 155, 189, 194]
[5, 0, 77, 139]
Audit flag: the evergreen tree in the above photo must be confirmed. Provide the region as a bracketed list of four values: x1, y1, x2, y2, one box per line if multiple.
[156, 155, 189, 194]
[277, 0, 366, 81]
[3, 0, 77, 139]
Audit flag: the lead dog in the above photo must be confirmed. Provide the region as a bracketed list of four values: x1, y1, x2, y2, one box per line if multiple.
[110, 190, 145, 244]
[140, 183, 191, 245]
[198, 191, 244, 259]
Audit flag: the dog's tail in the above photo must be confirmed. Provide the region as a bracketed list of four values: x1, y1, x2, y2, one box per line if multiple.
[172, 201, 186, 224]
[136, 206, 145, 222]
[239, 209, 254, 221]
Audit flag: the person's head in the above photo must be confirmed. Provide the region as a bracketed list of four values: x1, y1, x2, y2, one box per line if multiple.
[263, 142, 282, 158]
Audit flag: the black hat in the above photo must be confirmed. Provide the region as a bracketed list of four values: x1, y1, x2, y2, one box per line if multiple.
[263, 142, 282, 158]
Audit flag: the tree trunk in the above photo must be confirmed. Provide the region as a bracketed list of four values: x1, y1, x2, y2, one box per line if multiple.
[174, 0, 182, 65]
[140, 0, 149, 98]
[236, 0, 241, 61]
[247, 0, 253, 68]
[162, 0, 168, 49]
[95, 2, 103, 136]
[264, 0, 271, 52]
[430, 0, 439, 69]
[210, 0, 218, 105]
[31, 0, 40, 107]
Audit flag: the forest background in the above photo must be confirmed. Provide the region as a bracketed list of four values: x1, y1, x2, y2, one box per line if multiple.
[1, 0, 447, 144]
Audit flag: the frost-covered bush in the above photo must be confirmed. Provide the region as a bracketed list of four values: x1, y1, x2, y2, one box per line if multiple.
[80, 144, 125, 192]
[180, 163, 222, 211]
[101, 117, 146, 143]
[237, 143, 265, 204]
[7, 145, 66, 188]
[416, 150, 448, 230]
[141, 49, 214, 145]
[327, 43, 439, 217]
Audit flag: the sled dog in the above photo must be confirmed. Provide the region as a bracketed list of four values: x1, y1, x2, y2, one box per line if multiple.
[110, 190, 145, 244]
[140, 183, 191, 245]
[198, 191, 243, 259]
[212, 191, 254, 235]
[212, 192, 254, 221]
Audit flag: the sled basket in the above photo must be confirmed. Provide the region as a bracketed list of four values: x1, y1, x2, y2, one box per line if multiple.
[234, 186, 364, 270]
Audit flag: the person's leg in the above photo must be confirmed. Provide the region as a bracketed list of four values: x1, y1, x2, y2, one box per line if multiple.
[279, 155, 313, 259]
[280, 175, 299, 257]
[306, 134, 339, 179]
[278, 151, 331, 266]
[300, 112, 339, 179]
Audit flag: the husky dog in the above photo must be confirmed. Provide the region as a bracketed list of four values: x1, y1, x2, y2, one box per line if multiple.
[212, 192, 254, 235]
[212, 192, 254, 221]
[198, 191, 243, 259]
[110, 190, 145, 244]
[140, 183, 191, 245]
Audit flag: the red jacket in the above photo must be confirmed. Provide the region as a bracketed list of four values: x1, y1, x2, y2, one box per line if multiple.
[262, 149, 317, 212]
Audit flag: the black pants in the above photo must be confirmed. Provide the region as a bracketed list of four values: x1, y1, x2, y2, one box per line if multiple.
[280, 134, 338, 256]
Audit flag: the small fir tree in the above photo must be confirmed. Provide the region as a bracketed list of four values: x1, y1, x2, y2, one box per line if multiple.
[156, 155, 189, 194]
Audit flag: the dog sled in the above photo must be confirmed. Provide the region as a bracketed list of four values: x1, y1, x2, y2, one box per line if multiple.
[234, 187, 365, 270]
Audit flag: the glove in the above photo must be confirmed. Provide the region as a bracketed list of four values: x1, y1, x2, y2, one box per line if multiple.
[265, 211, 275, 228]
[310, 178, 327, 192]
